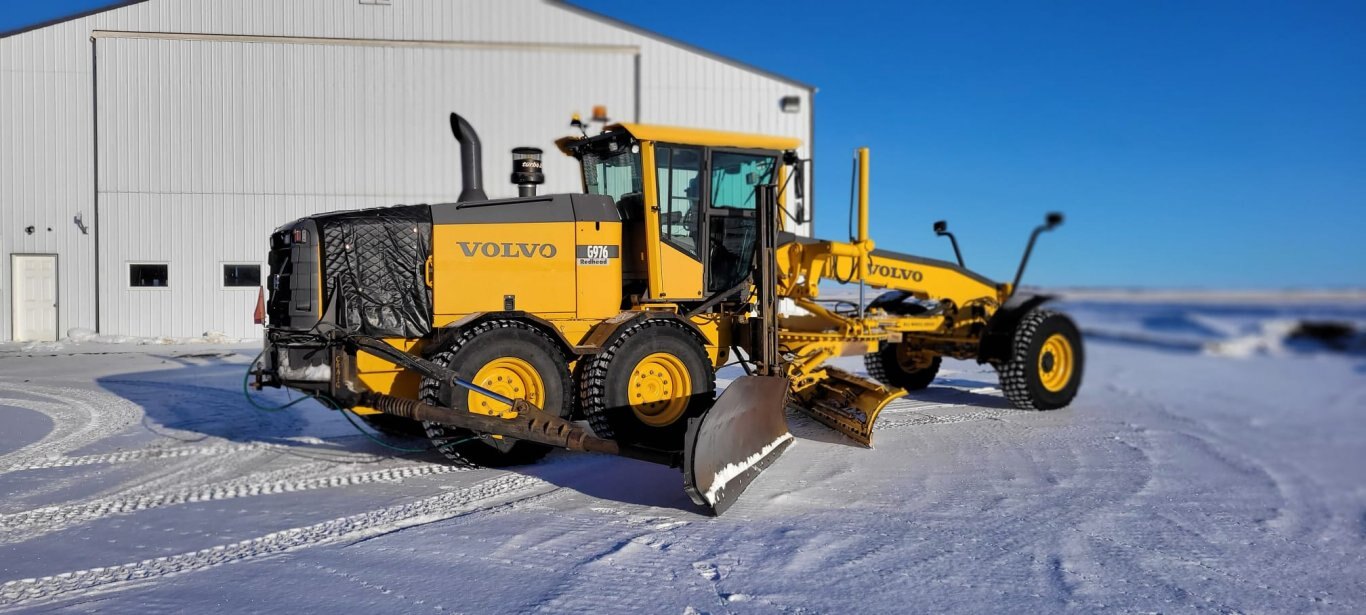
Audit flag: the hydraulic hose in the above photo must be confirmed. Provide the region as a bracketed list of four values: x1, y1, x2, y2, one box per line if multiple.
[242, 350, 430, 452]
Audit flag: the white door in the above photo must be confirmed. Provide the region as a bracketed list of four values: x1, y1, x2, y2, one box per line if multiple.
[12, 255, 58, 342]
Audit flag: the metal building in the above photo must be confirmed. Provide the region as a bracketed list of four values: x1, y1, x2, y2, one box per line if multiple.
[0, 0, 813, 341]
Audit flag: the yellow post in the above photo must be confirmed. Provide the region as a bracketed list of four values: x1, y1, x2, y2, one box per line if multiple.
[857, 147, 870, 244]
[640, 141, 664, 299]
[777, 164, 789, 232]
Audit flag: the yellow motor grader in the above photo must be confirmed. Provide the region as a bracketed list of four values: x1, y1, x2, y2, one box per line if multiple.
[252, 113, 1082, 513]
[776, 147, 1082, 445]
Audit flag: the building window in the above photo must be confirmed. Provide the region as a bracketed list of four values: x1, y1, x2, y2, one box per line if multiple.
[129, 263, 169, 288]
[223, 264, 261, 288]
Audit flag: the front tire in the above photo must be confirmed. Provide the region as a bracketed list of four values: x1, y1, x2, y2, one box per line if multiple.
[419, 320, 573, 467]
[864, 343, 942, 391]
[996, 310, 1084, 410]
[579, 318, 715, 450]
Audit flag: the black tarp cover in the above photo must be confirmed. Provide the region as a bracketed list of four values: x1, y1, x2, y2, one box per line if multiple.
[316, 205, 433, 338]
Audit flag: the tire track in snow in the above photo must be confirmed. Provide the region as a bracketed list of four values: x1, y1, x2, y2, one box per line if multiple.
[2, 442, 273, 472]
[0, 462, 470, 543]
[1052, 387, 1341, 609]
[1, 438, 390, 473]
[873, 395, 1028, 431]
[0, 383, 141, 469]
[0, 473, 554, 610]
[730, 389, 1155, 610]
[424, 503, 703, 614]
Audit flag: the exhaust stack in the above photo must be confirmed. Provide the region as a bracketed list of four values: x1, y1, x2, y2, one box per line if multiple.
[449, 113, 488, 202]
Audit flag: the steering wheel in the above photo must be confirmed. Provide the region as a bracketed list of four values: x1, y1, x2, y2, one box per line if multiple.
[681, 202, 698, 228]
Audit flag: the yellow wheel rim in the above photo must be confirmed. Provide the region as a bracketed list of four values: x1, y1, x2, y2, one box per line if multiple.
[467, 357, 544, 419]
[1038, 333, 1074, 393]
[628, 352, 692, 427]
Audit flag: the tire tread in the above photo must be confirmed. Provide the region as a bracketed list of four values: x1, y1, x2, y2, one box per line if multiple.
[419, 319, 570, 467]
[578, 318, 715, 444]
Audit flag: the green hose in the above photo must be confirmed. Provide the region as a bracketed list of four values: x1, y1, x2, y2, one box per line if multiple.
[329, 400, 434, 454]
[241, 350, 312, 412]
[242, 349, 432, 453]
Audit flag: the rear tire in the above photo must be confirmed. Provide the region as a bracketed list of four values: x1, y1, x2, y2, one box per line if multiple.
[420, 320, 573, 468]
[579, 318, 715, 451]
[995, 310, 1083, 410]
[864, 343, 942, 391]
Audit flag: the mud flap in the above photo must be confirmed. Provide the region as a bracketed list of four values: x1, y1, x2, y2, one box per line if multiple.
[683, 375, 794, 515]
[792, 367, 905, 448]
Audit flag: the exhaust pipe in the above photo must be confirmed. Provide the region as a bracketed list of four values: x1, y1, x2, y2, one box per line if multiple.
[449, 113, 488, 202]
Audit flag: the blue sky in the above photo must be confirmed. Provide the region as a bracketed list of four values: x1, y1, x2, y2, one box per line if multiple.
[0, 0, 129, 36]
[5, 1, 1363, 288]
[572, 0, 1365, 289]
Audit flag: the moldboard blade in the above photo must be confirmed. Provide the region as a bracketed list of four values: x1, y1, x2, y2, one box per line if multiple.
[684, 375, 793, 515]
[792, 367, 904, 447]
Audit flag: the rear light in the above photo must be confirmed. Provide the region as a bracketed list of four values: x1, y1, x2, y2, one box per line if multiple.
[253, 287, 266, 325]
[292, 228, 309, 244]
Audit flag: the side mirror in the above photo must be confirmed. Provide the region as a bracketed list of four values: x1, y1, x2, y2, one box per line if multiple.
[795, 205, 807, 225]
[1011, 211, 1065, 296]
[933, 220, 965, 267]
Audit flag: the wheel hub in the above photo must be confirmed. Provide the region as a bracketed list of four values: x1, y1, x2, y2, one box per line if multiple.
[628, 352, 692, 427]
[468, 357, 544, 419]
[1037, 333, 1074, 393]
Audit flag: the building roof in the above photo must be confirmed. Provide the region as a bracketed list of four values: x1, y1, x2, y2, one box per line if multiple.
[0, 0, 146, 38]
[548, 1, 815, 91]
[2, 0, 816, 93]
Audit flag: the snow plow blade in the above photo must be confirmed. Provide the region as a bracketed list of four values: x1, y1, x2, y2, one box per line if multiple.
[683, 375, 794, 515]
[791, 367, 904, 447]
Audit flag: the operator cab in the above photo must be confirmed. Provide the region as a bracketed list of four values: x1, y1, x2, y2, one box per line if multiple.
[559, 124, 799, 304]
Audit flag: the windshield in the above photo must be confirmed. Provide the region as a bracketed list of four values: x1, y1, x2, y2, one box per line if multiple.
[711, 151, 776, 210]
[580, 134, 643, 209]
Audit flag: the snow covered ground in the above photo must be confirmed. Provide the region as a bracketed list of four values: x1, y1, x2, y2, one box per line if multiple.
[0, 296, 1363, 613]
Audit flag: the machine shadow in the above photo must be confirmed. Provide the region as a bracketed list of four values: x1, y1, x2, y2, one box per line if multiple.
[92, 351, 714, 513]
[93, 350, 433, 457]
[96, 351, 311, 445]
[909, 384, 1017, 410]
[931, 376, 1000, 389]
[519, 452, 713, 515]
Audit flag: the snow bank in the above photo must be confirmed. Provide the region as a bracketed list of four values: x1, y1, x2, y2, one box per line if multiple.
[1064, 299, 1366, 359]
[1203, 319, 1301, 358]
[16, 329, 255, 352]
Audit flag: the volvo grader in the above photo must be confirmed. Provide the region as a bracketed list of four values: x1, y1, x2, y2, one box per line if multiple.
[251, 112, 1083, 514]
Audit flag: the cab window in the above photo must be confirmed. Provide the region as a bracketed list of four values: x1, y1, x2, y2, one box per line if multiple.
[581, 135, 643, 212]
[710, 152, 776, 210]
[655, 146, 704, 257]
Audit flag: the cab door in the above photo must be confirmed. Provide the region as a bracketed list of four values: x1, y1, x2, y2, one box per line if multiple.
[650, 145, 706, 301]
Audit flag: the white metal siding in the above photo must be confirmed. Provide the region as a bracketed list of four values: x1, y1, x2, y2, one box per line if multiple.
[0, 0, 812, 340]
[97, 36, 635, 338]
